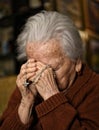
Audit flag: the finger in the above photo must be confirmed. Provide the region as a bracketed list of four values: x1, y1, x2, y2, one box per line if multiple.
[26, 66, 37, 73]
[27, 59, 36, 67]
[26, 62, 38, 80]
[28, 59, 36, 63]
[26, 72, 36, 80]
[16, 74, 25, 90]
[27, 63, 36, 69]
[27, 59, 36, 65]
[36, 62, 46, 69]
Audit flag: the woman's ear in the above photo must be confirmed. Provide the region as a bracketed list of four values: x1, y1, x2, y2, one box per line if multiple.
[75, 59, 82, 73]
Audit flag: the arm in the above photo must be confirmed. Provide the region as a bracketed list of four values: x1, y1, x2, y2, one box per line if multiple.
[35, 89, 99, 130]
[35, 62, 99, 130]
[36, 93, 76, 130]
[0, 59, 38, 130]
[0, 87, 33, 130]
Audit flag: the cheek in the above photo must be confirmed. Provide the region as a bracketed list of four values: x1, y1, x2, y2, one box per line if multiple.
[55, 66, 69, 81]
[55, 73, 69, 90]
[55, 65, 75, 89]
[55, 70, 66, 87]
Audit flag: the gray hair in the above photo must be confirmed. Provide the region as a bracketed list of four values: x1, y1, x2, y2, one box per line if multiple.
[17, 11, 83, 61]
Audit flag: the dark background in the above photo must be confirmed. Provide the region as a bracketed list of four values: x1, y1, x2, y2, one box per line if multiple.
[0, 0, 99, 76]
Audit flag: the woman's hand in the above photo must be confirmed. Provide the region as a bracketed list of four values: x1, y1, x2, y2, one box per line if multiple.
[16, 59, 37, 124]
[16, 59, 37, 105]
[35, 62, 59, 100]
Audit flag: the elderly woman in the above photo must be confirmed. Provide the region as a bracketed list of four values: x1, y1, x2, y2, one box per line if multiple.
[0, 11, 99, 130]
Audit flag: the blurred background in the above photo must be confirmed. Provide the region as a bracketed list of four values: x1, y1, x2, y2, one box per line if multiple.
[0, 0, 99, 115]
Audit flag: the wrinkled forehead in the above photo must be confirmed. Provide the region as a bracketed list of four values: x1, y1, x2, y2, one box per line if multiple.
[26, 39, 64, 59]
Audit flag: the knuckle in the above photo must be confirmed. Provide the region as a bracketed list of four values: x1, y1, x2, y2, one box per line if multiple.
[26, 73, 29, 78]
[21, 64, 26, 69]
[49, 67, 52, 71]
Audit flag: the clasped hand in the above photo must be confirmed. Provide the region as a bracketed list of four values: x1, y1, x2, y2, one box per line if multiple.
[35, 61, 59, 100]
[16, 59, 59, 106]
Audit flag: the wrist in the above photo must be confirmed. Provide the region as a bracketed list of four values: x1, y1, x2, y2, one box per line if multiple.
[44, 90, 59, 100]
[18, 102, 34, 124]
[20, 98, 34, 109]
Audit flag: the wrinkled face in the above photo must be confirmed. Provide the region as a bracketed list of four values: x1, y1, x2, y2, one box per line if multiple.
[26, 39, 81, 91]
